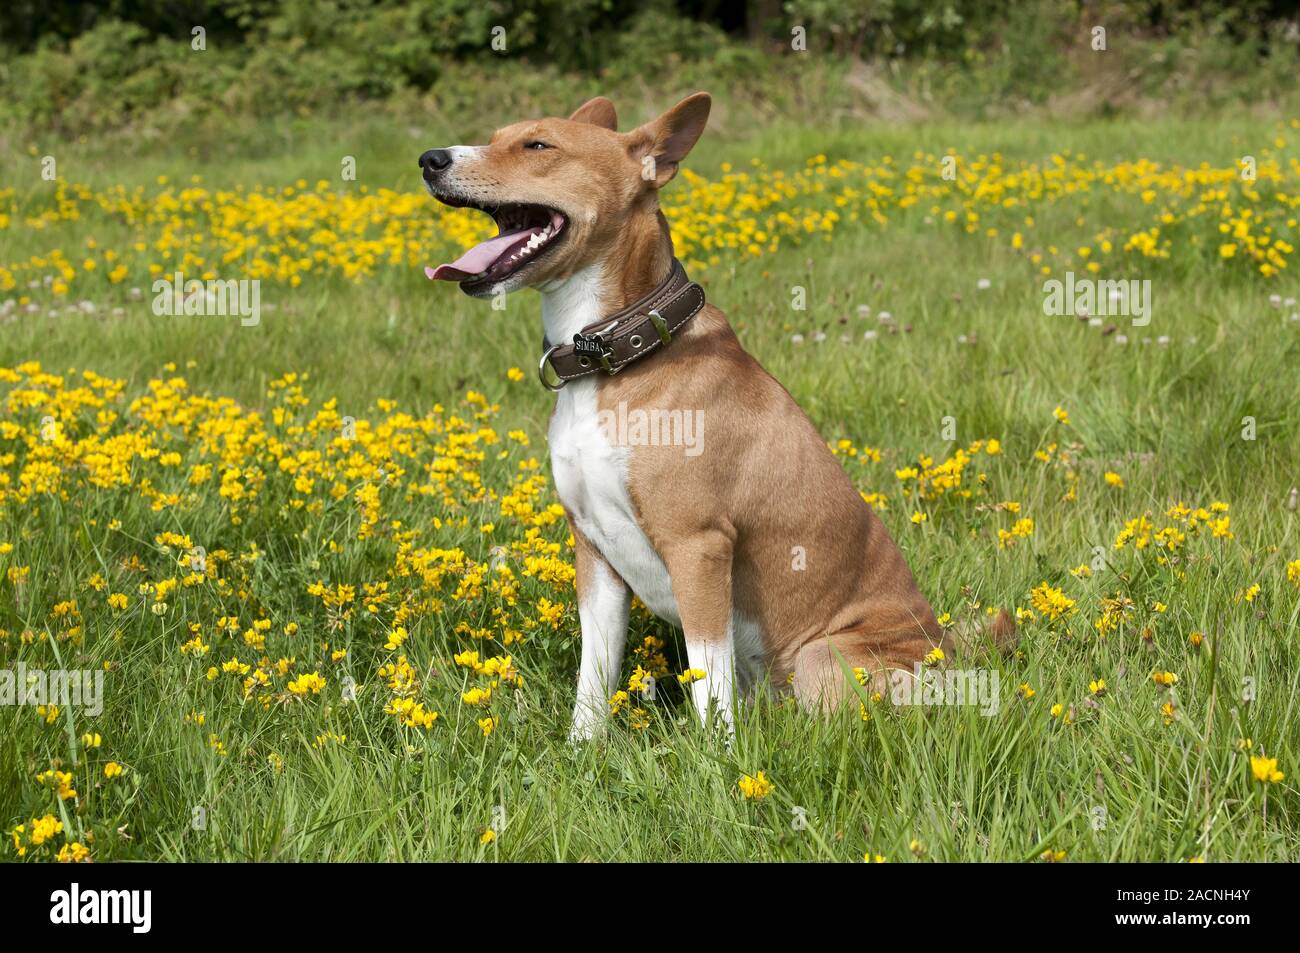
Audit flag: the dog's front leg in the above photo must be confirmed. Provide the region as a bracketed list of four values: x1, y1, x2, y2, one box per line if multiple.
[665, 531, 736, 738]
[569, 530, 631, 743]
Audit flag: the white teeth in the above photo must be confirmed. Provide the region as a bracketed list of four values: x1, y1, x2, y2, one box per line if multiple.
[518, 231, 548, 258]
[498, 219, 560, 271]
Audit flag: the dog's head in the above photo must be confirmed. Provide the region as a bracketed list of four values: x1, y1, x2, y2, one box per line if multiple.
[421, 93, 710, 297]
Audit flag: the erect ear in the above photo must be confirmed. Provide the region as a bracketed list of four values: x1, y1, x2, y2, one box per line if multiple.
[568, 96, 618, 130]
[627, 92, 711, 188]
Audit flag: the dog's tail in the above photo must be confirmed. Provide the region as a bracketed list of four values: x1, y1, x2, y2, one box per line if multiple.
[946, 608, 1018, 659]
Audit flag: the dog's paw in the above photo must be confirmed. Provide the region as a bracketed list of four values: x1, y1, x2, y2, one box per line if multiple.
[567, 716, 605, 746]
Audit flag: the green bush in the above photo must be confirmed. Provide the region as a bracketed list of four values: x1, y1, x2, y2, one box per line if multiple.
[0, 0, 1296, 137]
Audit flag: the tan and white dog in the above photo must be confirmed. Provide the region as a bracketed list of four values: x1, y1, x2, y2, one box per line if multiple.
[421, 94, 1014, 740]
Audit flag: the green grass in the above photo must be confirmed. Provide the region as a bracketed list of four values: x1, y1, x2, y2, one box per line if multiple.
[2, 107, 1299, 862]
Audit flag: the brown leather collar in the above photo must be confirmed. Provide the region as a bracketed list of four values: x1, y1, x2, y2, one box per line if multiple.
[538, 259, 705, 390]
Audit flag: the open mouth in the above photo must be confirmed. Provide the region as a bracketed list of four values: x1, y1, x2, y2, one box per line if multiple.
[425, 201, 567, 287]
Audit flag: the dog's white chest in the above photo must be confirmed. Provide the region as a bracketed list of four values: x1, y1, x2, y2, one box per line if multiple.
[548, 382, 681, 626]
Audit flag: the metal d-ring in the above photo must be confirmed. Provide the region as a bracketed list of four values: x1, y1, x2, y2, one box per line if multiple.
[537, 344, 566, 391]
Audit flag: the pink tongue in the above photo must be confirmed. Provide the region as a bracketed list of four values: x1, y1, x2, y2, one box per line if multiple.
[425, 227, 538, 281]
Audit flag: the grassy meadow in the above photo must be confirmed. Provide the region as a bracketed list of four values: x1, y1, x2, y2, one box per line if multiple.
[2, 106, 1299, 861]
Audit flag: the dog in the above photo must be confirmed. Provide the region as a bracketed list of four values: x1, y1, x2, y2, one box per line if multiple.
[421, 93, 1015, 740]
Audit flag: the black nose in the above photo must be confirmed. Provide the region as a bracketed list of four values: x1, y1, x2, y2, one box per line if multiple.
[419, 149, 452, 174]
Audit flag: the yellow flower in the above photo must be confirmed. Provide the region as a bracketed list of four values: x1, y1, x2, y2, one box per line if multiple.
[535, 598, 565, 628]
[57, 842, 92, 863]
[11, 814, 64, 856]
[997, 516, 1035, 549]
[104, 761, 123, 779]
[738, 771, 774, 800]
[287, 671, 326, 695]
[1053, 406, 1070, 425]
[480, 828, 496, 844]
[221, 657, 251, 676]
[1250, 756, 1284, 784]
[1104, 471, 1124, 488]
[1287, 559, 1300, 586]
[383, 696, 439, 728]
[107, 592, 128, 611]
[454, 649, 482, 670]
[1030, 582, 1076, 622]
[36, 770, 77, 800]
[506, 367, 524, 382]
[1049, 703, 1074, 724]
[180, 635, 209, 656]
